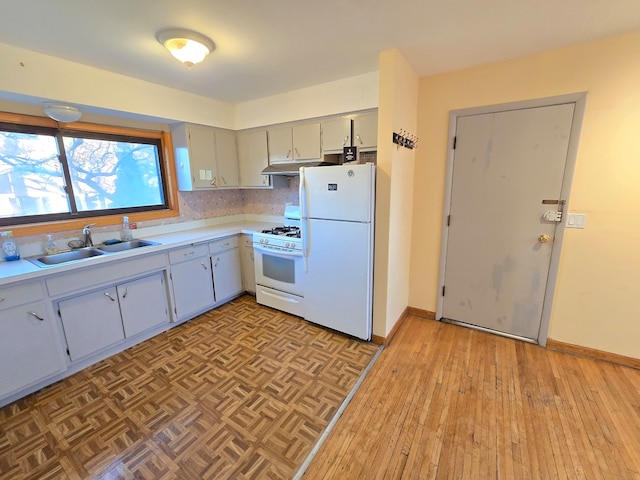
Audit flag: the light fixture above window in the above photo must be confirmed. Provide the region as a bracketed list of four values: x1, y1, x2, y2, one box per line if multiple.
[43, 103, 82, 123]
[156, 28, 216, 68]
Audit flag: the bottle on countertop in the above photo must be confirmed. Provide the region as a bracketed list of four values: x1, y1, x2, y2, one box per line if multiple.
[1, 231, 20, 261]
[44, 234, 60, 255]
[120, 216, 133, 242]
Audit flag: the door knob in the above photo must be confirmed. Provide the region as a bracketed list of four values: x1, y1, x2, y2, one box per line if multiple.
[538, 234, 551, 243]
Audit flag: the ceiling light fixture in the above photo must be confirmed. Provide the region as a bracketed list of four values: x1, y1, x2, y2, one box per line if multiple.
[156, 28, 216, 68]
[43, 103, 82, 123]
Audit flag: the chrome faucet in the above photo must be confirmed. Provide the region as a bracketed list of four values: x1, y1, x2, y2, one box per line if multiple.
[82, 223, 96, 247]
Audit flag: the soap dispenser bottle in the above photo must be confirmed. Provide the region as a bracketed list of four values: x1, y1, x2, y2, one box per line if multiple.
[1, 231, 20, 261]
[44, 234, 59, 255]
[120, 216, 133, 242]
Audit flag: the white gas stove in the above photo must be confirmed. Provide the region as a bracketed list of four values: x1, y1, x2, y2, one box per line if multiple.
[253, 205, 305, 317]
[253, 205, 302, 253]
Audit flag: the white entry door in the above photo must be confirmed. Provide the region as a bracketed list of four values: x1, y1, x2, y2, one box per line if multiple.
[441, 103, 575, 341]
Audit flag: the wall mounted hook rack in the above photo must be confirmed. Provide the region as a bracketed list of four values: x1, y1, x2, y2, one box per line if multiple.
[393, 130, 418, 149]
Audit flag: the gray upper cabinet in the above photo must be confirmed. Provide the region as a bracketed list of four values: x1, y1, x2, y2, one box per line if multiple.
[215, 129, 240, 187]
[171, 123, 239, 191]
[321, 116, 352, 152]
[238, 129, 271, 188]
[267, 123, 321, 163]
[321, 111, 378, 153]
[352, 112, 378, 151]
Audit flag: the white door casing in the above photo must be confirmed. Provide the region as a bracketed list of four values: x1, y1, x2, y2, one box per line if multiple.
[437, 94, 586, 344]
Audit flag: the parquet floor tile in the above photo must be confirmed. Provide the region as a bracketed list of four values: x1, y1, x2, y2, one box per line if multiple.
[0, 294, 379, 479]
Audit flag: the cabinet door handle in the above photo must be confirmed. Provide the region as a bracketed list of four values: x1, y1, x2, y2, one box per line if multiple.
[356, 134, 363, 145]
[221, 176, 226, 185]
[0, 298, 5, 303]
[104, 292, 116, 302]
[122, 286, 130, 299]
[294, 147, 301, 158]
[200, 261, 209, 270]
[342, 136, 349, 147]
[286, 149, 292, 159]
[214, 257, 219, 267]
[28, 311, 44, 321]
[222, 242, 230, 248]
[210, 178, 217, 187]
[184, 251, 195, 257]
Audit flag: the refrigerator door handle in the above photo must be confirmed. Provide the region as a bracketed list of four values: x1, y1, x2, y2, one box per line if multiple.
[299, 167, 307, 219]
[299, 168, 309, 272]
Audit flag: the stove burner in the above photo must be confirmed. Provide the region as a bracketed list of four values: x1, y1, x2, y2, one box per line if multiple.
[261, 226, 301, 238]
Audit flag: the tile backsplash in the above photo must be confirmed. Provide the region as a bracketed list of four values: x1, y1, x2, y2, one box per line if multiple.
[179, 176, 299, 219]
[10, 177, 301, 253]
[10, 154, 378, 254]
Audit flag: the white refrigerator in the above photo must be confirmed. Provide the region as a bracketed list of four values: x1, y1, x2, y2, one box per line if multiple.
[299, 163, 375, 340]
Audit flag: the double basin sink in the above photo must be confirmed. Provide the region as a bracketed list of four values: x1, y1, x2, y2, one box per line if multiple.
[27, 239, 160, 268]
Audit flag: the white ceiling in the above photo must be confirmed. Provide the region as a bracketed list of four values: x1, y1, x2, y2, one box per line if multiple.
[1, 0, 640, 104]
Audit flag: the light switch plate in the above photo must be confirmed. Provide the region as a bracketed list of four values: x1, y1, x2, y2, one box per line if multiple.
[566, 213, 586, 229]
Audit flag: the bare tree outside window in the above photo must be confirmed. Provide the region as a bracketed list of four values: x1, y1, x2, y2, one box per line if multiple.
[64, 136, 164, 212]
[0, 131, 68, 218]
[0, 125, 168, 226]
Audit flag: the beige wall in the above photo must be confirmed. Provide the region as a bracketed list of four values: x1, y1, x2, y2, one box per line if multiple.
[373, 49, 418, 338]
[0, 43, 235, 128]
[234, 72, 379, 130]
[0, 42, 378, 130]
[410, 31, 640, 358]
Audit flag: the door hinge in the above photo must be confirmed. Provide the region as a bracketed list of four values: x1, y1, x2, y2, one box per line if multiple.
[447, 215, 451, 226]
[66, 348, 70, 357]
[442, 285, 446, 296]
[169, 272, 173, 280]
[452, 136, 457, 149]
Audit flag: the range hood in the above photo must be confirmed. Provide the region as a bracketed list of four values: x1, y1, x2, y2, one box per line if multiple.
[261, 160, 340, 176]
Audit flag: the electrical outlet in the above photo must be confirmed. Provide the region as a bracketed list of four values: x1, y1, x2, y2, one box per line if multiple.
[566, 213, 586, 229]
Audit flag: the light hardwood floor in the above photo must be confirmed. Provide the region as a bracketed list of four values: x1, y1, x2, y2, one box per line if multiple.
[303, 315, 640, 479]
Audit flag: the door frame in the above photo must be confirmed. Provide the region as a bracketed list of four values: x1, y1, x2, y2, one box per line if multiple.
[435, 93, 587, 346]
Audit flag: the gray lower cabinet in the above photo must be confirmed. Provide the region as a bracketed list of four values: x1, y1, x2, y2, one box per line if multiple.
[169, 244, 216, 321]
[117, 273, 170, 337]
[240, 234, 256, 294]
[58, 287, 125, 361]
[210, 236, 243, 303]
[0, 300, 65, 398]
[58, 272, 169, 361]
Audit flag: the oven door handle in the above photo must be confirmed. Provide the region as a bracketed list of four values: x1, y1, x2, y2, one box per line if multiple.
[253, 244, 303, 257]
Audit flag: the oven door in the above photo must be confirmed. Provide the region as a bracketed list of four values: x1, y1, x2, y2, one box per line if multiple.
[253, 243, 305, 297]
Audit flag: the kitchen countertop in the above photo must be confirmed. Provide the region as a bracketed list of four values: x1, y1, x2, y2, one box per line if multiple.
[0, 219, 278, 287]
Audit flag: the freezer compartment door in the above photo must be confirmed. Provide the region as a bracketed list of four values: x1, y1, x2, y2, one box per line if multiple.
[301, 163, 374, 222]
[304, 218, 373, 340]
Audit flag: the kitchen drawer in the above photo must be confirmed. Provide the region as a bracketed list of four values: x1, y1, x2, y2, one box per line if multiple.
[168, 244, 209, 264]
[0, 281, 44, 310]
[46, 254, 167, 297]
[209, 236, 238, 254]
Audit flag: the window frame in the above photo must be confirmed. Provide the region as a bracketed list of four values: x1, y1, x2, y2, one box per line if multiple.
[0, 111, 179, 237]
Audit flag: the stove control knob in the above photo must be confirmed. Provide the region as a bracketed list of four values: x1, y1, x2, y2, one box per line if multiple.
[285, 242, 290, 248]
